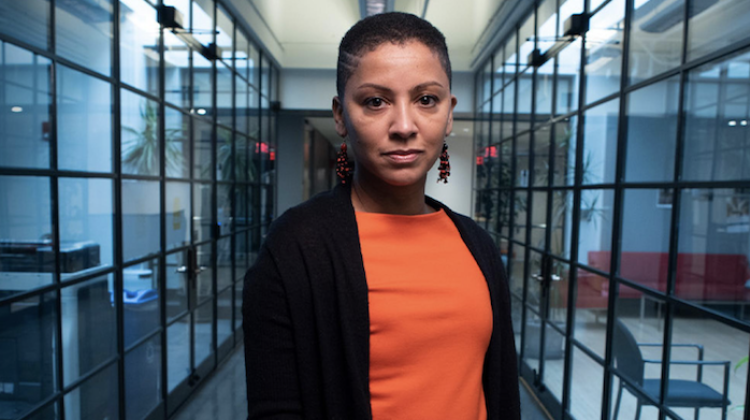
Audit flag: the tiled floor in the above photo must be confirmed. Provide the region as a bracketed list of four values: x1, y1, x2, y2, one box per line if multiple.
[172, 345, 551, 420]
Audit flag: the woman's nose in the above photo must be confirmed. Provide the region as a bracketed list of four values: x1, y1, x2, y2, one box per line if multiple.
[388, 102, 417, 140]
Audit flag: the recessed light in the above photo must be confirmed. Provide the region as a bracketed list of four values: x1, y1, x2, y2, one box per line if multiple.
[11, 106, 22, 113]
[742, 120, 748, 126]
[463, 128, 470, 133]
[728, 120, 737, 127]
[450, 132, 456, 137]
[196, 108, 207, 115]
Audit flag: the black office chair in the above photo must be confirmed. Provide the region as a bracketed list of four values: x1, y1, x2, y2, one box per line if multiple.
[612, 319, 731, 420]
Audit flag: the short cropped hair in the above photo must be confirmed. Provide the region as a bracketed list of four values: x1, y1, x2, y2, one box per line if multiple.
[336, 12, 452, 99]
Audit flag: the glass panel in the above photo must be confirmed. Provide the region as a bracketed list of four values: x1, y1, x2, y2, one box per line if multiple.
[192, 0, 214, 44]
[486, 190, 499, 232]
[549, 260, 570, 326]
[527, 251, 544, 312]
[575, 267, 609, 357]
[551, 189, 574, 259]
[125, 334, 161, 420]
[166, 250, 188, 321]
[492, 44, 504, 94]
[517, 71, 533, 116]
[531, 191, 547, 249]
[511, 296, 522, 353]
[669, 307, 747, 420]
[516, 133, 530, 187]
[553, 118, 577, 187]
[217, 237, 231, 291]
[236, 134, 250, 184]
[629, 0, 684, 85]
[120, 0, 159, 96]
[235, 76, 248, 135]
[509, 245, 526, 299]
[122, 179, 160, 262]
[55, 0, 113, 76]
[523, 307, 541, 371]
[260, 55, 270, 97]
[233, 282, 242, 331]
[578, 189, 615, 267]
[677, 188, 750, 322]
[57, 65, 112, 172]
[502, 81, 515, 140]
[533, 128, 551, 186]
[193, 119, 213, 180]
[193, 183, 213, 243]
[164, 30, 190, 109]
[0, 0, 50, 49]
[63, 362, 118, 420]
[236, 30, 249, 78]
[474, 190, 489, 228]
[194, 301, 214, 367]
[25, 403, 59, 420]
[625, 77, 679, 182]
[0, 291, 57, 418]
[682, 48, 750, 182]
[582, 99, 619, 185]
[166, 107, 189, 179]
[483, 61, 492, 99]
[518, 11, 535, 70]
[542, 324, 565, 404]
[166, 181, 190, 250]
[193, 52, 213, 117]
[249, 89, 260, 143]
[262, 186, 274, 226]
[217, 61, 232, 128]
[1, 43, 52, 169]
[570, 347, 603, 419]
[216, 5, 233, 63]
[537, 0, 557, 55]
[62, 275, 116, 387]
[620, 189, 672, 293]
[167, 315, 190, 392]
[498, 189, 512, 238]
[234, 232, 248, 279]
[536, 60, 554, 122]
[234, 181, 248, 229]
[217, 287, 232, 348]
[491, 92, 503, 147]
[556, 39, 581, 116]
[121, 89, 160, 176]
[196, 243, 213, 304]
[514, 190, 528, 243]
[123, 258, 160, 348]
[611, 283, 665, 420]
[217, 127, 233, 182]
[585, 0, 625, 105]
[0, 176, 54, 297]
[59, 178, 113, 278]
[504, 33, 518, 78]
[687, 0, 750, 62]
[248, 43, 259, 88]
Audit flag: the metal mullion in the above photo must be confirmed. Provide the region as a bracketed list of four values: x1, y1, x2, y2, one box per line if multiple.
[165, 176, 192, 182]
[123, 325, 163, 354]
[112, 0, 127, 418]
[58, 268, 117, 288]
[668, 297, 750, 334]
[211, 0, 219, 371]
[61, 356, 120, 393]
[16, 393, 59, 420]
[121, 82, 162, 104]
[157, 1, 169, 417]
[121, 174, 162, 182]
[570, 336, 606, 366]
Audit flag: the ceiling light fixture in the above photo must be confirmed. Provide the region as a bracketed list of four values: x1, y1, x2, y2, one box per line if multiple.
[360, 0, 394, 19]
[11, 106, 23, 113]
[728, 120, 737, 127]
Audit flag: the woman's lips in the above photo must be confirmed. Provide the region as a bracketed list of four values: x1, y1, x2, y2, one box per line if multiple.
[383, 150, 422, 164]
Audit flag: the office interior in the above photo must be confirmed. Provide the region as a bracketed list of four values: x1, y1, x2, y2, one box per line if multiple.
[0, 0, 749, 419]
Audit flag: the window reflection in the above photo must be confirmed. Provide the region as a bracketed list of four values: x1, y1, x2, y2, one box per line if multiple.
[120, 0, 160, 96]
[123, 259, 160, 348]
[63, 361, 118, 420]
[166, 181, 191, 250]
[122, 179, 160, 262]
[0, 176, 54, 297]
[577, 188, 615, 267]
[121, 89, 161, 176]
[58, 65, 112, 173]
[125, 334, 161, 420]
[164, 31, 190, 108]
[687, 0, 750, 62]
[165, 107, 189, 178]
[55, 0, 113, 76]
[556, 39, 581, 115]
[585, 0, 625, 104]
[0, 0, 50, 49]
[629, 0, 684, 85]
[582, 99, 619, 185]
[0, 42, 52, 170]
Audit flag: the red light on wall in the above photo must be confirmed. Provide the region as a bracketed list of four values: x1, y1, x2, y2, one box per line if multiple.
[270, 150, 276, 161]
[476, 156, 484, 165]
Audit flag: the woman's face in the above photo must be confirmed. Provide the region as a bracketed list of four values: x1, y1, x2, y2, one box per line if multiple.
[333, 41, 457, 188]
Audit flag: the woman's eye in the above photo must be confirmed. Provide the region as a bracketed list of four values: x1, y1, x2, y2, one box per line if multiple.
[419, 96, 437, 106]
[366, 97, 384, 108]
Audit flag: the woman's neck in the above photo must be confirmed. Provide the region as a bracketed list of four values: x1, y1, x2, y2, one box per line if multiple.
[350, 173, 433, 216]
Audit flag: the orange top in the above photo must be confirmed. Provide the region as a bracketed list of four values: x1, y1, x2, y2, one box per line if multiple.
[356, 209, 492, 420]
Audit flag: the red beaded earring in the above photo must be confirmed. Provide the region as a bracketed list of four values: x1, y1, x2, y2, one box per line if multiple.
[336, 142, 353, 183]
[437, 142, 450, 184]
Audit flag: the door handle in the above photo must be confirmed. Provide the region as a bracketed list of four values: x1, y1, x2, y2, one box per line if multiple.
[175, 266, 189, 274]
[195, 266, 207, 275]
[532, 273, 544, 282]
[551, 274, 561, 282]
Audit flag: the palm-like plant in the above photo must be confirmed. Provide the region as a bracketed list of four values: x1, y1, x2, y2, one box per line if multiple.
[122, 101, 185, 175]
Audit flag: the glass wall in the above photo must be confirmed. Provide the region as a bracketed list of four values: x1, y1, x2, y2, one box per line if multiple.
[0, 0, 277, 418]
[474, 0, 750, 419]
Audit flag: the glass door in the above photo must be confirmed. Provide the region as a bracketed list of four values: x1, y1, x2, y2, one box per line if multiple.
[165, 245, 215, 415]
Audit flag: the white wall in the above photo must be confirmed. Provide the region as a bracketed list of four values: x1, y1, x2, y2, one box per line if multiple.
[425, 124, 475, 216]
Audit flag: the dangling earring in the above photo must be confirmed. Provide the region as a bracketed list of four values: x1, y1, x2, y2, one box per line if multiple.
[437, 142, 450, 184]
[336, 141, 353, 183]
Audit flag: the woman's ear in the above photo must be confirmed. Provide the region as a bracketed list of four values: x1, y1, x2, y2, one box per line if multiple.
[332, 97, 348, 137]
[445, 95, 458, 137]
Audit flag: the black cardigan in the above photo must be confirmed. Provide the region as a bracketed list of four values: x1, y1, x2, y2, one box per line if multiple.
[243, 183, 520, 420]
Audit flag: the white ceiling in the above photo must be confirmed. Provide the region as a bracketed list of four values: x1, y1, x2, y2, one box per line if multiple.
[244, 0, 508, 71]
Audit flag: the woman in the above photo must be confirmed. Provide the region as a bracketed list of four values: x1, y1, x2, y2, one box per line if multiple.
[244, 12, 520, 420]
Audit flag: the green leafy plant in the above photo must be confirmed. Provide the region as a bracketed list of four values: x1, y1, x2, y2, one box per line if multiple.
[122, 101, 184, 175]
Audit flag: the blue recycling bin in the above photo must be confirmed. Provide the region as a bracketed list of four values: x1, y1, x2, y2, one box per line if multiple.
[122, 289, 159, 348]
